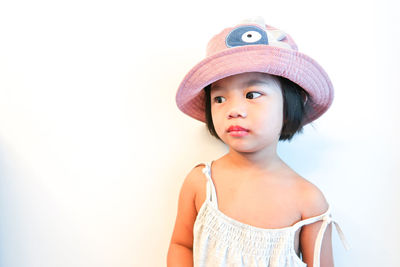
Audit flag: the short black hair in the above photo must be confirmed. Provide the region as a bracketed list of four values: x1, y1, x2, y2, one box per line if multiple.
[203, 75, 312, 142]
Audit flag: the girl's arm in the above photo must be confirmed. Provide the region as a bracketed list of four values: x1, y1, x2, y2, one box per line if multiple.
[167, 166, 201, 267]
[299, 184, 334, 267]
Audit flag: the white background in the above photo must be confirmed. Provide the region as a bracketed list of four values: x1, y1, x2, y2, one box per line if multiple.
[0, 0, 399, 266]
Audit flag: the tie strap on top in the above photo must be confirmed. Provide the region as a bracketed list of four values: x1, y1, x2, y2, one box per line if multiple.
[313, 213, 351, 267]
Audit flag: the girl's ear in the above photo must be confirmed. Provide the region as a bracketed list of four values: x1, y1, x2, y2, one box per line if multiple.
[299, 90, 308, 105]
[303, 93, 308, 105]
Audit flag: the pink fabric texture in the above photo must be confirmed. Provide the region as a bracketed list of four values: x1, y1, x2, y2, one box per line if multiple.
[175, 21, 334, 126]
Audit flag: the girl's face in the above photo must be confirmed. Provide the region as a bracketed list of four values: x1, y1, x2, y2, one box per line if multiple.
[210, 72, 284, 153]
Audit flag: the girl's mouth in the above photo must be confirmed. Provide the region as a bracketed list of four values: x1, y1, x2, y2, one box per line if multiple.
[227, 125, 250, 137]
[227, 125, 249, 132]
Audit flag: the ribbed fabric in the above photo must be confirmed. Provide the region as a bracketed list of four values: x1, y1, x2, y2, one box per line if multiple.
[193, 161, 350, 267]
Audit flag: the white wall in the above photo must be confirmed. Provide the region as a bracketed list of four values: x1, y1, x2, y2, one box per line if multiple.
[0, 0, 398, 266]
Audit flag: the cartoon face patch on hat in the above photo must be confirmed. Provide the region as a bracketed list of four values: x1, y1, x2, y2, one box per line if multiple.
[226, 25, 269, 47]
[225, 24, 292, 50]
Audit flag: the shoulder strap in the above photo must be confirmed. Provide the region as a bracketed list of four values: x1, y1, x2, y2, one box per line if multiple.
[201, 161, 218, 208]
[312, 213, 350, 267]
[292, 207, 332, 230]
[292, 207, 350, 266]
[294, 207, 350, 267]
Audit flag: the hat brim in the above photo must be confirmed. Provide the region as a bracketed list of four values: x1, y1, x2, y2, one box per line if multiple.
[175, 44, 333, 125]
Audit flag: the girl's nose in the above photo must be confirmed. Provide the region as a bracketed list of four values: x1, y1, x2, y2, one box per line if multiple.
[226, 92, 248, 119]
[228, 109, 247, 119]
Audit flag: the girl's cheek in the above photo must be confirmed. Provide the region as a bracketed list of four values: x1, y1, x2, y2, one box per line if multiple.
[214, 118, 226, 135]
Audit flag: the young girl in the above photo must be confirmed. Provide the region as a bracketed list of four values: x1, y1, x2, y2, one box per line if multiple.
[167, 17, 349, 267]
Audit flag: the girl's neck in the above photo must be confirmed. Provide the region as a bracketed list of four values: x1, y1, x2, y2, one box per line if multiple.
[223, 146, 285, 174]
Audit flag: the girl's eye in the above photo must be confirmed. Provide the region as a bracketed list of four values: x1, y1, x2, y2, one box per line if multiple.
[213, 92, 262, 103]
[213, 96, 226, 103]
[246, 92, 262, 99]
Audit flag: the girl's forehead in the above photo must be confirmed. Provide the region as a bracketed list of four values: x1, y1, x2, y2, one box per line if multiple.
[211, 72, 280, 90]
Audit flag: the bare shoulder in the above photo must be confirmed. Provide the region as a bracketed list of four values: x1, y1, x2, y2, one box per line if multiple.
[184, 163, 206, 187]
[178, 163, 207, 205]
[191, 163, 209, 212]
[189, 163, 208, 190]
[168, 163, 207, 249]
[293, 175, 329, 219]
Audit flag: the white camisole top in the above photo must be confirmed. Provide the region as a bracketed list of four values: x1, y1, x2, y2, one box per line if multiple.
[193, 161, 350, 267]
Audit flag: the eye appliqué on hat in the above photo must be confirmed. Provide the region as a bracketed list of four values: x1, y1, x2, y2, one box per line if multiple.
[226, 25, 268, 48]
[226, 25, 292, 50]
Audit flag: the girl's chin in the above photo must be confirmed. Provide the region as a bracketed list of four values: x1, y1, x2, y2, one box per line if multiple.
[225, 142, 258, 153]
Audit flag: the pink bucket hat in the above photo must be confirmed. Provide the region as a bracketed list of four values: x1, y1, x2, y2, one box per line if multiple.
[175, 17, 334, 126]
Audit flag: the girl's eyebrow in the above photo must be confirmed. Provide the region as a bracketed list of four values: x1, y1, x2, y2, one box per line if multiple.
[244, 79, 271, 88]
[211, 79, 270, 91]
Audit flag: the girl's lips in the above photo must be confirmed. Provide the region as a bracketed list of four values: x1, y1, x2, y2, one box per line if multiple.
[227, 125, 249, 132]
[227, 125, 250, 137]
[228, 131, 249, 137]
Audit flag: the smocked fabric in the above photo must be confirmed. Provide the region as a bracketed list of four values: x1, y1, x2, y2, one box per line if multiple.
[193, 161, 350, 267]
